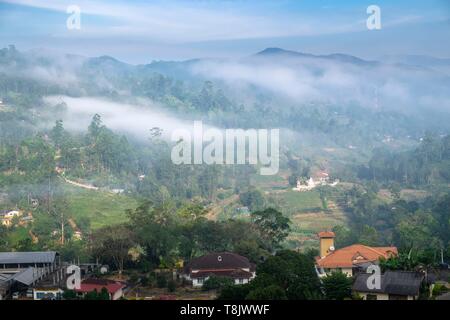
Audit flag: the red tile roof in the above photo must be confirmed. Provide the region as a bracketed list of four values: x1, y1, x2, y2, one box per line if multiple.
[316, 244, 397, 268]
[75, 278, 125, 294]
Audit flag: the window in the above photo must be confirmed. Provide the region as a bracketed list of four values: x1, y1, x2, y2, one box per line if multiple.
[238, 279, 244, 284]
[198, 278, 204, 284]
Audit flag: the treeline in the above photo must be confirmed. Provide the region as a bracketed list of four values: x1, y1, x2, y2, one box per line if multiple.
[333, 184, 450, 265]
[0, 114, 254, 207]
[0, 202, 290, 270]
[358, 133, 450, 186]
[89, 205, 290, 272]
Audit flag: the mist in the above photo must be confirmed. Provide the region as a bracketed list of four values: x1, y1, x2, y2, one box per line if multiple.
[189, 54, 450, 115]
[43, 96, 215, 142]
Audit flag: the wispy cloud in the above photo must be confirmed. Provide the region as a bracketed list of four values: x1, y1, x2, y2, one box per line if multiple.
[1, 0, 424, 43]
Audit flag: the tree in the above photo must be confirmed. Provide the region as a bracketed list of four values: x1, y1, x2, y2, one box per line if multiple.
[222, 250, 324, 300]
[50, 120, 67, 149]
[322, 272, 353, 300]
[246, 285, 287, 300]
[240, 188, 265, 211]
[91, 225, 134, 276]
[288, 174, 298, 187]
[251, 208, 290, 247]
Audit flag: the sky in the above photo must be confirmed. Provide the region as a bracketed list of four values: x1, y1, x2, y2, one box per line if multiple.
[0, 0, 449, 63]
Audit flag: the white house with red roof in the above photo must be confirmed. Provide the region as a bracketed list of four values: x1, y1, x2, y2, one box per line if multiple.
[183, 252, 256, 288]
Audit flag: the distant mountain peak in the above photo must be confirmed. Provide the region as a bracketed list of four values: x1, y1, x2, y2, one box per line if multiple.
[254, 47, 374, 65]
[256, 47, 307, 56]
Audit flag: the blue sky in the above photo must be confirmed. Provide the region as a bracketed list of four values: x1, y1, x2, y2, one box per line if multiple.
[0, 0, 449, 63]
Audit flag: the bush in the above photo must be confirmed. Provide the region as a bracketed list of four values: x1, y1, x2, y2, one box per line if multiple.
[202, 276, 234, 291]
[62, 290, 78, 300]
[218, 284, 251, 300]
[432, 284, 448, 296]
[167, 279, 177, 292]
[156, 274, 168, 288]
[141, 274, 150, 287]
[246, 285, 287, 300]
[129, 272, 139, 284]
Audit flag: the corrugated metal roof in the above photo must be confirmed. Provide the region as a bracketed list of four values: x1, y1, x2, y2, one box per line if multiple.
[12, 267, 41, 286]
[0, 273, 15, 282]
[0, 251, 57, 264]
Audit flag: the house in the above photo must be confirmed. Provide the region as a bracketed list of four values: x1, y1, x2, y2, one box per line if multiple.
[183, 252, 256, 288]
[353, 271, 425, 300]
[315, 231, 397, 277]
[0, 210, 22, 227]
[292, 171, 338, 192]
[74, 278, 126, 300]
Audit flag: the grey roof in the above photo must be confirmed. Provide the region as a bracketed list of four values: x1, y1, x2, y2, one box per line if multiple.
[353, 271, 424, 296]
[0, 273, 15, 282]
[186, 252, 252, 272]
[0, 251, 58, 264]
[11, 267, 43, 286]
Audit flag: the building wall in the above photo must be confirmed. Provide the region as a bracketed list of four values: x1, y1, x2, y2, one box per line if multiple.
[33, 289, 63, 300]
[319, 237, 334, 258]
[317, 267, 353, 278]
[192, 276, 250, 288]
[341, 268, 353, 277]
[357, 292, 389, 300]
[192, 278, 206, 288]
[356, 292, 415, 300]
[234, 278, 249, 285]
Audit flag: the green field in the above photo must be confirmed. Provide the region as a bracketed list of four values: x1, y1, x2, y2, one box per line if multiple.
[64, 185, 138, 229]
[272, 190, 323, 215]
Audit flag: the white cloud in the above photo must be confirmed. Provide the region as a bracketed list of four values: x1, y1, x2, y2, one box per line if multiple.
[43, 96, 218, 141]
[1, 0, 369, 42]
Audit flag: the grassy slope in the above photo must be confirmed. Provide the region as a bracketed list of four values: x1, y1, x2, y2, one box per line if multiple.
[63, 184, 138, 229]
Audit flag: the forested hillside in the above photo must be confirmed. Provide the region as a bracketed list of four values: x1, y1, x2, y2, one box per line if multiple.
[0, 45, 449, 268]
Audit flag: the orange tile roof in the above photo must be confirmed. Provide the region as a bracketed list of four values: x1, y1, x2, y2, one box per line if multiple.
[318, 231, 335, 238]
[316, 244, 397, 268]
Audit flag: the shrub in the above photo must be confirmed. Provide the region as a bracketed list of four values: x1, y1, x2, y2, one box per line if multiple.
[156, 274, 168, 288]
[167, 279, 177, 292]
[202, 275, 234, 291]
